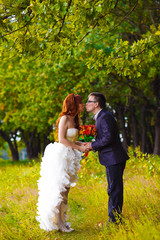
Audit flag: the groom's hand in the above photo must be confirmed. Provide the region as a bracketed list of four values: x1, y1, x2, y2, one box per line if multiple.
[83, 143, 89, 153]
[85, 142, 93, 152]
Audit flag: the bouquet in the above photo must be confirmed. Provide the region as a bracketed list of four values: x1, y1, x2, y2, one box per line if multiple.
[79, 124, 97, 157]
[79, 124, 97, 142]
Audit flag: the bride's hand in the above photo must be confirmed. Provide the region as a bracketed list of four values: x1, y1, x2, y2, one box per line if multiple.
[78, 145, 84, 152]
[75, 141, 84, 146]
[79, 144, 89, 152]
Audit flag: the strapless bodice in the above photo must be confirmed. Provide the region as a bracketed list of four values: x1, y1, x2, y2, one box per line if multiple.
[66, 128, 79, 142]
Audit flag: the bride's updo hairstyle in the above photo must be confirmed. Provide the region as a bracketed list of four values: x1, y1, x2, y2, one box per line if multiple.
[56, 93, 82, 129]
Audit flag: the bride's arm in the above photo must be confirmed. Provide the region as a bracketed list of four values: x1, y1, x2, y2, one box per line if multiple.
[59, 116, 85, 152]
[75, 141, 85, 146]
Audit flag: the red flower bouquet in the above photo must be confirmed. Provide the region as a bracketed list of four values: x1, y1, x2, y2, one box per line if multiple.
[79, 125, 97, 158]
[79, 124, 97, 142]
[78, 125, 97, 172]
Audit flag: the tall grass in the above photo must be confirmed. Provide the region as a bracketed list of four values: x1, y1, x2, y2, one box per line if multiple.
[0, 149, 160, 240]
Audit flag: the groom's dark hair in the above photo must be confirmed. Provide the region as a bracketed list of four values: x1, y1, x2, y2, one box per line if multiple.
[89, 92, 106, 109]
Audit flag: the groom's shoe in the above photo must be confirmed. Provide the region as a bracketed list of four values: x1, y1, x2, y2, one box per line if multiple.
[106, 217, 122, 227]
[106, 220, 114, 228]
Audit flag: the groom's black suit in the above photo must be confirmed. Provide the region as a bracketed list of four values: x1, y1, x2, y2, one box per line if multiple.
[91, 108, 129, 223]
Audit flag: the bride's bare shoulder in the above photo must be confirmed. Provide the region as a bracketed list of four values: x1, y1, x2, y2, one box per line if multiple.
[59, 115, 69, 125]
[60, 115, 69, 121]
[59, 116, 70, 133]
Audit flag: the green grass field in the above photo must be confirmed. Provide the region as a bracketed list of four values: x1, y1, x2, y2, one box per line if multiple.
[0, 150, 160, 240]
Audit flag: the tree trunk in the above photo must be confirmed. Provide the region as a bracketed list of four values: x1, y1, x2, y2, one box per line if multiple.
[129, 99, 139, 149]
[146, 120, 154, 154]
[140, 105, 147, 153]
[42, 126, 53, 153]
[152, 74, 160, 155]
[21, 129, 41, 159]
[0, 130, 19, 161]
[42, 134, 50, 154]
[153, 109, 160, 155]
[116, 103, 129, 151]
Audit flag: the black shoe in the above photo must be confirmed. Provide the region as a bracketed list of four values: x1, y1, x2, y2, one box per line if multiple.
[106, 218, 120, 227]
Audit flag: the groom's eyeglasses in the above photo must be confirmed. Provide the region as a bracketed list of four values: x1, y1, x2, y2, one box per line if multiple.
[87, 100, 97, 103]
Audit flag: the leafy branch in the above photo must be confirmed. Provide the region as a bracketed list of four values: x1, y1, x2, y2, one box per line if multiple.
[77, 0, 138, 45]
[2, 15, 34, 37]
[58, 0, 72, 36]
[92, 0, 139, 43]
[130, 40, 160, 58]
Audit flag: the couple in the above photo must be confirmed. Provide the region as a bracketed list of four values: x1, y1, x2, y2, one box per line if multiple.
[36, 92, 129, 232]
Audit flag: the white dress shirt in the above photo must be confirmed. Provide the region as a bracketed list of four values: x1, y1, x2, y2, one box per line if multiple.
[94, 109, 102, 121]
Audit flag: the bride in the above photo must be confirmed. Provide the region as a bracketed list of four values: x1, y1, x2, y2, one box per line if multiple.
[36, 93, 85, 232]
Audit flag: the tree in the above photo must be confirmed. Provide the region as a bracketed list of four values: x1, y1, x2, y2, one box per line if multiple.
[0, 0, 160, 158]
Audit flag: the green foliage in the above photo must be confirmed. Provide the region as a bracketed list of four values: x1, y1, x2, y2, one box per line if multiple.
[0, 0, 160, 158]
[79, 147, 160, 183]
[0, 0, 118, 58]
[128, 146, 160, 177]
[78, 151, 106, 184]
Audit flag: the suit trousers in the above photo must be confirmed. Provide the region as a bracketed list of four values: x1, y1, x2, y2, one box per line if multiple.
[106, 161, 126, 223]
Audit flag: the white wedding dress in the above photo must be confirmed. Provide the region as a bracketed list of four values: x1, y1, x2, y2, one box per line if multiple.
[36, 128, 81, 231]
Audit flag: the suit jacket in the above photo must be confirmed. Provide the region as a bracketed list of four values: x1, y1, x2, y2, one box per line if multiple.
[92, 108, 129, 167]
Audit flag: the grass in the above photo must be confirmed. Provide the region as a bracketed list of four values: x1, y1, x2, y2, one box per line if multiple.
[0, 151, 160, 240]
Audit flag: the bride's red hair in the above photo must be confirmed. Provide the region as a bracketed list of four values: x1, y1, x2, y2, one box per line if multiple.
[56, 93, 82, 129]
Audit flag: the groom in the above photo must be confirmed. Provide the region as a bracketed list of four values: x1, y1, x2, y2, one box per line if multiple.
[85, 92, 129, 224]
